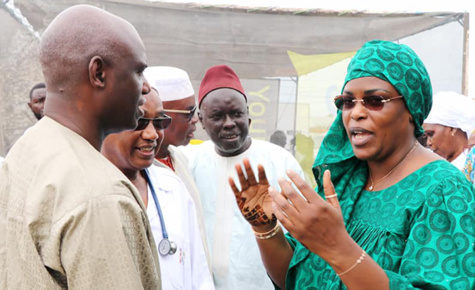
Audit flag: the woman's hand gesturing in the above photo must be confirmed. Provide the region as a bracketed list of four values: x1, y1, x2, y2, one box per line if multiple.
[229, 158, 276, 228]
[270, 170, 352, 261]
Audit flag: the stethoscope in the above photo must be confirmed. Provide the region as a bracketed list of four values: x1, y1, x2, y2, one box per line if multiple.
[143, 169, 177, 256]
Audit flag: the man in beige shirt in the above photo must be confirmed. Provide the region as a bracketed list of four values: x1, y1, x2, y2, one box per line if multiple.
[0, 5, 161, 289]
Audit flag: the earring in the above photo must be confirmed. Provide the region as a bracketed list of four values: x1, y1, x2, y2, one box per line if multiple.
[451, 131, 455, 137]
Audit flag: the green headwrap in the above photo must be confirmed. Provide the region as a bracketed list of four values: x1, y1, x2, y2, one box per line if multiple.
[312, 40, 432, 222]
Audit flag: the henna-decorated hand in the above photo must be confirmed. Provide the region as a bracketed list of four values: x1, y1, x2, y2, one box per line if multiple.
[229, 158, 276, 227]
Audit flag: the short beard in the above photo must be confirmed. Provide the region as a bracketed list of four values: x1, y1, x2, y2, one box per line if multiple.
[33, 112, 43, 120]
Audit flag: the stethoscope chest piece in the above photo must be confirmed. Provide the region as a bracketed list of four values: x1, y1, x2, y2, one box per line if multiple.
[159, 238, 177, 256]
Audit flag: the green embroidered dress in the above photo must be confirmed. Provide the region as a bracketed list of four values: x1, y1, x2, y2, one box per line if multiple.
[283, 40, 475, 289]
[286, 160, 475, 289]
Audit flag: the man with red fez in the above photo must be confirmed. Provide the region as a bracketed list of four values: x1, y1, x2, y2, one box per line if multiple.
[144, 66, 211, 267]
[185, 65, 303, 289]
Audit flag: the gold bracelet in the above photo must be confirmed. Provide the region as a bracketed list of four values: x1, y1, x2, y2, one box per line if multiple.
[336, 251, 366, 276]
[253, 223, 281, 240]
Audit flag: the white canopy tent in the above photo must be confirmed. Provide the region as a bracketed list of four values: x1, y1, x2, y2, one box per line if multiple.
[0, 0, 468, 169]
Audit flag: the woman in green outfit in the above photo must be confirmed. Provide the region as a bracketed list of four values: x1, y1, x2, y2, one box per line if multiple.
[230, 40, 475, 289]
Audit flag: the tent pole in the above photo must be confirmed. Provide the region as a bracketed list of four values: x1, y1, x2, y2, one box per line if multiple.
[462, 12, 470, 96]
[291, 76, 299, 156]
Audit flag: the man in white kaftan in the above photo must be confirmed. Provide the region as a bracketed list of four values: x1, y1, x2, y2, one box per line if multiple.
[147, 164, 214, 290]
[184, 65, 304, 290]
[186, 139, 303, 289]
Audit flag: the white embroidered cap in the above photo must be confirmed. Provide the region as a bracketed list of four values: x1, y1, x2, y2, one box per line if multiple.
[144, 66, 195, 101]
[425, 91, 475, 138]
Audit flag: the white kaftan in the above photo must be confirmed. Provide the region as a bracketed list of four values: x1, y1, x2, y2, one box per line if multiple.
[185, 139, 304, 290]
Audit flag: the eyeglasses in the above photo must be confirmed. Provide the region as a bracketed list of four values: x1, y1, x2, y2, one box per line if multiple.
[334, 95, 404, 111]
[164, 106, 197, 122]
[135, 115, 172, 131]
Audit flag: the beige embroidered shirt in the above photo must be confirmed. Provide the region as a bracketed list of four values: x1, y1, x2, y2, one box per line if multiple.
[0, 117, 161, 289]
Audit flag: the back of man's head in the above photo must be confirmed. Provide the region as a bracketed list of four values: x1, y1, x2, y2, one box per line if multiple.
[43, 6, 109, 89]
[39, 5, 150, 141]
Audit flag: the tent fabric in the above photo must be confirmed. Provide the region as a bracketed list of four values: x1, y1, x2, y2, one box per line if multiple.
[12, 0, 463, 80]
[0, 0, 464, 155]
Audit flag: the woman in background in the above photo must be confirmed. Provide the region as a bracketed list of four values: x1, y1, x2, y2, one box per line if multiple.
[423, 91, 475, 170]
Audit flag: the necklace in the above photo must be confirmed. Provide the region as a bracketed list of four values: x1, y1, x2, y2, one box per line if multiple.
[368, 142, 418, 191]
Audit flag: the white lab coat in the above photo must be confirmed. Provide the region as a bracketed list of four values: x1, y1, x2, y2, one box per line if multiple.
[146, 165, 214, 290]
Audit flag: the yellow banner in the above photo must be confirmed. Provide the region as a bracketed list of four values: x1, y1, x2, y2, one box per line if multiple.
[288, 50, 356, 76]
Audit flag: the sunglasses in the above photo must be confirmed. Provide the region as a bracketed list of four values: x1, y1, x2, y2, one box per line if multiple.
[164, 106, 197, 122]
[135, 115, 172, 131]
[334, 95, 404, 111]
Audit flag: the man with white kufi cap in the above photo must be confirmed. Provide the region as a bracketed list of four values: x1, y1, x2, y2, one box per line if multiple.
[423, 91, 475, 170]
[144, 66, 211, 268]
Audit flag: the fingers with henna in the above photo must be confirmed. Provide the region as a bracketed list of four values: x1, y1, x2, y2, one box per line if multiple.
[234, 163, 249, 191]
[242, 158, 258, 186]
[229, 177, 243, 206]
[257, 164, 269, 186]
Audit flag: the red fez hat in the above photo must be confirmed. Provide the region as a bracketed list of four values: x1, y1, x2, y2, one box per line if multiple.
[198, 65, 246, 107]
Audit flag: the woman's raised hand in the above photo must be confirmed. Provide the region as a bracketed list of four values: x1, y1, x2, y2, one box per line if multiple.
[229, 158, 276, 228]
[270, 170, 353, 260]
